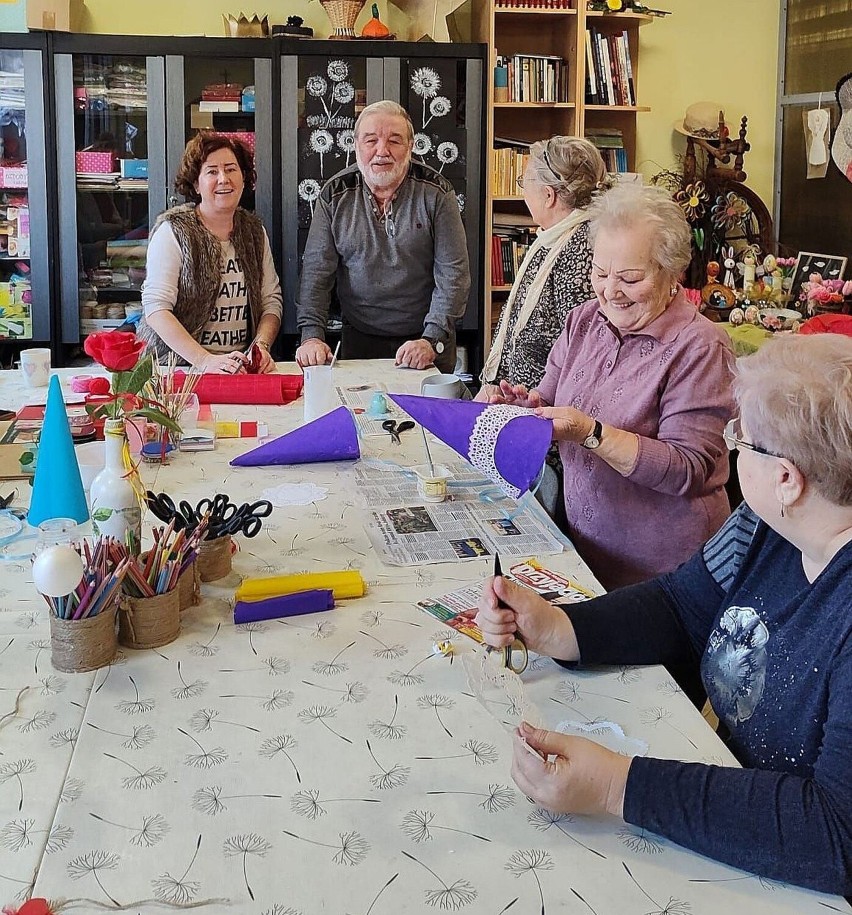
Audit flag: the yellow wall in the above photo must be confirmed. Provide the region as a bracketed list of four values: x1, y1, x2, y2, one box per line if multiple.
[77, 1, 384, 41]
[77, 0, 780, 205]
[637, 0, 780, 206]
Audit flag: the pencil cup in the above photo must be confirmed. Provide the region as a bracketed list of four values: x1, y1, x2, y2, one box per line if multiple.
[49, 603, 118, 673]
[413, 464, 451, 503]
[197, 534, 233, 582]
[178, 560, 201, 611]
[118, 590, 180, 649]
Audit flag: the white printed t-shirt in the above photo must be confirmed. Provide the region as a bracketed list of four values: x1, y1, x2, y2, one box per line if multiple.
[142, 221, 283, 354]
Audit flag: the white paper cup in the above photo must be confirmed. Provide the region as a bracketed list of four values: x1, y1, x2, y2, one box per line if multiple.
[413, 464, 451, 503]
[74, 441, 105, 498]
[304, 365, 337, 423]
[20, 348, 51, 388]
[421, 373, 464, 399]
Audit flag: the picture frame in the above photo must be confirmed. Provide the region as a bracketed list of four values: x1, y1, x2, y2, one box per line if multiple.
[788, 252, 848, 306]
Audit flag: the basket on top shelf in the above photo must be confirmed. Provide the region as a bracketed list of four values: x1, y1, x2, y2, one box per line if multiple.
[320, 0, 366, 37]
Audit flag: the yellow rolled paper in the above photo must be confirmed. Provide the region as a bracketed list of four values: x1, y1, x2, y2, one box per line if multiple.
[235, 570, 366, 602]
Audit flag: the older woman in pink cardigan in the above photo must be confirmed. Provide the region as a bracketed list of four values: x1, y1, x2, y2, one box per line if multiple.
[489, 183, 735, 589]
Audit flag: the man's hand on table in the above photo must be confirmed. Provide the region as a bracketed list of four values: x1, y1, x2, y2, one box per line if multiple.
[395, 338, 436, 370]
[512, 722, 632, 819]
[296, 338, 333, 367]
[476, 573, 579, 661]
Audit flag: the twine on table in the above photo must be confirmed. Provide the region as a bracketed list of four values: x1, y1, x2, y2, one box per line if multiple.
[49, 605, 118, 673]
[0, 685, 29, 732]
[178, 561, 201, 611]
[196, 534, 232, 582]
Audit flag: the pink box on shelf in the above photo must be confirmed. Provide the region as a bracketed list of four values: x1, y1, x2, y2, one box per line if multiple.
[0, 166, 28, 188]
[216, 132, 256, 156]
[75, 150, 116, 174]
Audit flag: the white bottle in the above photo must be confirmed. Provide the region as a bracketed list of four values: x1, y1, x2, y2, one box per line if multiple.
[90, 418, 142, 546]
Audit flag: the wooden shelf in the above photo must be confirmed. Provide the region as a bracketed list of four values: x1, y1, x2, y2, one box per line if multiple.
[491, 285, 513, 292]
[584, 105, 651, 112]
[585, 10, 653, 25]
[494, 101, 575, 108]
[492, 195, 525, 201]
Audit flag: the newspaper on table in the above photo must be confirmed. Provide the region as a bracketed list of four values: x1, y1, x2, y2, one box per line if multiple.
[416, 558, 598, 642]
[336, 383, 404, 436]
[355, 460, 564, 566]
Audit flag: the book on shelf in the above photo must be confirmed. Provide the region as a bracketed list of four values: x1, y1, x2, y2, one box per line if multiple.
[491, 227, 535, 288]
[496, 53, 569, 104]
[198, 100, 241, 112]
[586, 128, 628, 172]
[491, 146, 530, 197]
[584, 29, 635, 106]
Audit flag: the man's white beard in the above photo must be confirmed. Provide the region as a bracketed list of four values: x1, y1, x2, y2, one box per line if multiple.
[356, 151, 410, 190]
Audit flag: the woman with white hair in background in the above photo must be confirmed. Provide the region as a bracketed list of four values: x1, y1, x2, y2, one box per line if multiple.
[488, 183, 735, 589]
[478, 136, 607, 400]
[477, 333, 852, 895]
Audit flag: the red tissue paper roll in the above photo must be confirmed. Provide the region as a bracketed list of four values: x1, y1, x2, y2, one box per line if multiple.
[176, 372, 304, 405]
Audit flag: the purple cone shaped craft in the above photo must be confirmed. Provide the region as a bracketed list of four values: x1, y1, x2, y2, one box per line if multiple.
[387, 393, 552, 499]
[230, 405, 360, 467]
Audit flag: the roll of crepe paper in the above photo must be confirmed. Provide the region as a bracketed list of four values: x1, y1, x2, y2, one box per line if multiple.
[233, 589, 334, 624]
[235, 570, 365, 602]
[176, 373, 304, 405]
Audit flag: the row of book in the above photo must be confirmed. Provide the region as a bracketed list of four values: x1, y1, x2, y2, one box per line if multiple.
[491, 228, 535, 287]
[491, 144, 530, 197]
[586, 128, 629, 172]
[495, 0, 573, 6]
[495, 54, 570, 104]
[584, 28, 635, 107]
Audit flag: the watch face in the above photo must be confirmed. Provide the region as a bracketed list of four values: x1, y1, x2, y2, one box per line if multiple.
[434, 341, 445, 354]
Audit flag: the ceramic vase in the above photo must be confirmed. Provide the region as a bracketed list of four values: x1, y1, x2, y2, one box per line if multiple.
[90, 418, 142, 547]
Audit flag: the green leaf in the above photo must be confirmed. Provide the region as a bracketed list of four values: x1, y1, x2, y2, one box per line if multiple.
[92, 508, 113, 522]
[131, 407, 182, 435]
[120, 356, 154, 397]
[19, 451, 34, 466]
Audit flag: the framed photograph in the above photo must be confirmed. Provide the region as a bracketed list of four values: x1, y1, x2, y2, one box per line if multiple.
[789, 252, 848, 306]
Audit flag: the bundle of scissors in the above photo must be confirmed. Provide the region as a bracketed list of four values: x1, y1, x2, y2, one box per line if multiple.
[145, 491, 272, 540]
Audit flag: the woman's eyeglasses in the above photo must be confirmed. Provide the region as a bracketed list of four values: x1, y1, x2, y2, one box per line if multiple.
[723, 418, 783, 458]
[516, 140, 559, 190]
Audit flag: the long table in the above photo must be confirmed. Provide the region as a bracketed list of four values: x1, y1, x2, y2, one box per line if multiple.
[0, 361, 847, 913]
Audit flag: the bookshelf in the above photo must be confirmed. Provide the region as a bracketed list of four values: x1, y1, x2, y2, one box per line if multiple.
[473, 2, 653, 348]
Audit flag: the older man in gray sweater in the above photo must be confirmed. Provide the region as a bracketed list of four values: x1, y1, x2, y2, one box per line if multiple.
[296, 100, 470, 373]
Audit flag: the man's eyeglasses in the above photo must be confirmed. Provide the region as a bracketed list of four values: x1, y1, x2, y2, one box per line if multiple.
[384, 200, 396, 239]
[723, 418, 783, 458]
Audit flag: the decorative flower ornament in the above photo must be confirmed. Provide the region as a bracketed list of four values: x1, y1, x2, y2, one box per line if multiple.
[411, 67, 441, 99]
[674, 180, 708, 222]
[332, 82, 355, 104]
[711, 191, 752, 232]
[327, 60, 349, 83]
[413, 133, 433, 156]
[306, 75, 327, 97]
[429, 96, 451, 118]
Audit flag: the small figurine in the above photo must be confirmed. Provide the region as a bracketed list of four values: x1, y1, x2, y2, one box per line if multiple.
[742, 252, 757, 292]
[744, 304, 761, 324]
[729, 307, 745, 326]
[722, 246, 736, 289]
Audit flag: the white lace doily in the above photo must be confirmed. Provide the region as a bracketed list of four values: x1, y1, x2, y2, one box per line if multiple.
[462, 648, 543, 732]
[261, 482, 329, 507]
[468, 404, 531, 500]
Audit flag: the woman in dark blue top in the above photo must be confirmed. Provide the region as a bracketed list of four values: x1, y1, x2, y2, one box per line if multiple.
[477, 333, 852, 895]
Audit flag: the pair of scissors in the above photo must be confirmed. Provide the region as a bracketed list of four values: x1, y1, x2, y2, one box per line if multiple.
[487, 553, 528, 675]
[145, 491, 194, 530]
[196, 494, 235, 526]
[211, 500, 273, 539]
[381, 419, 414, 444]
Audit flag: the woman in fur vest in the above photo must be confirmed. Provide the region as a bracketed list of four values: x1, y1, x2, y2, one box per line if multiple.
[138, 132, 282, 373]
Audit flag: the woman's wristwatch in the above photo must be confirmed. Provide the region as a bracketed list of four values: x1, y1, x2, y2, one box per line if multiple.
[581, 420, 603, 450]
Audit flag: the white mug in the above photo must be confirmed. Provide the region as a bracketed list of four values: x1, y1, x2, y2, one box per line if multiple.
[303, 364, 337, 423]
[421, 373, 464, 400]
[20, 348, 51, 388]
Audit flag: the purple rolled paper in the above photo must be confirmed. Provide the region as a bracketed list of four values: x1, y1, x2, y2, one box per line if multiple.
[233, 589, 335, 624]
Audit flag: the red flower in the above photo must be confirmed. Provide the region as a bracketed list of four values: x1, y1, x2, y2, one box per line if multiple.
[84, 331, 144, 372]
[88, 376, 111, 395]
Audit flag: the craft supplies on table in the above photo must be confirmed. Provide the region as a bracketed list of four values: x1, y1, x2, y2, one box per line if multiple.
[179, 371, 304, 405]
[235, 569, 366, 601]
[233, 588, 335, 623]
[355, 460, 563, 566]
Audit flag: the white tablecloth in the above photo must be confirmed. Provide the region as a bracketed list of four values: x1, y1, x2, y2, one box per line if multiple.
[0, 362, 847, 913]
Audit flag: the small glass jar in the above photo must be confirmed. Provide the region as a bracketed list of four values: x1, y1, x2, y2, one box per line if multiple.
[33, 518, 81, 559]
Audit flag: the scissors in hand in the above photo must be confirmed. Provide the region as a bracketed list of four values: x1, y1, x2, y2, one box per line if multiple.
[486, 553, 528, 675]
[382, 419, 414, 444]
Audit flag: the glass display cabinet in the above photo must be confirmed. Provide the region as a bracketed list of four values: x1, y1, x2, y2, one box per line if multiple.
[54, 42, 166, 345]
[0, 35, 51, 352]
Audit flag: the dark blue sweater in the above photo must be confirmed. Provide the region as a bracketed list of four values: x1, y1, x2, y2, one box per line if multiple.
[564, 504, 852, 895]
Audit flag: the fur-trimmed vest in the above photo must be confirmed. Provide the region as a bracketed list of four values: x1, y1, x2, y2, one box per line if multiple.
[137, 204, 265, 362]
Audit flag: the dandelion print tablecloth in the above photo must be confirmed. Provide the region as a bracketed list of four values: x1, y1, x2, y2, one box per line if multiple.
[0, 362, 848, 914]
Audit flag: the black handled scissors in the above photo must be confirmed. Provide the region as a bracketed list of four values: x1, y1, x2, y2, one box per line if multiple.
[381, 419, 415, 444]
[146, 491, 194, 530]
[214, 500, 273, 539]
[196, 494, 238, 527]
[487, 553, 528, 675]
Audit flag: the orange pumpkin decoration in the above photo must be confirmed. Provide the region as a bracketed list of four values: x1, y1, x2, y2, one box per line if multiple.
[361, 3, 390, 38]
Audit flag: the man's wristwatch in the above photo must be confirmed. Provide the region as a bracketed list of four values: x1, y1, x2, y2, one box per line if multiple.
[421, 336, 445, 355]
[581, 419, 603, 450]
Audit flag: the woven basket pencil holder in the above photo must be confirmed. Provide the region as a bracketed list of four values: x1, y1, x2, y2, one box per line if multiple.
[197, 535, 233, 582]
[118, 590, 180, 650]
[178, 561, 202, 611]
[50, 604, 118, 673]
